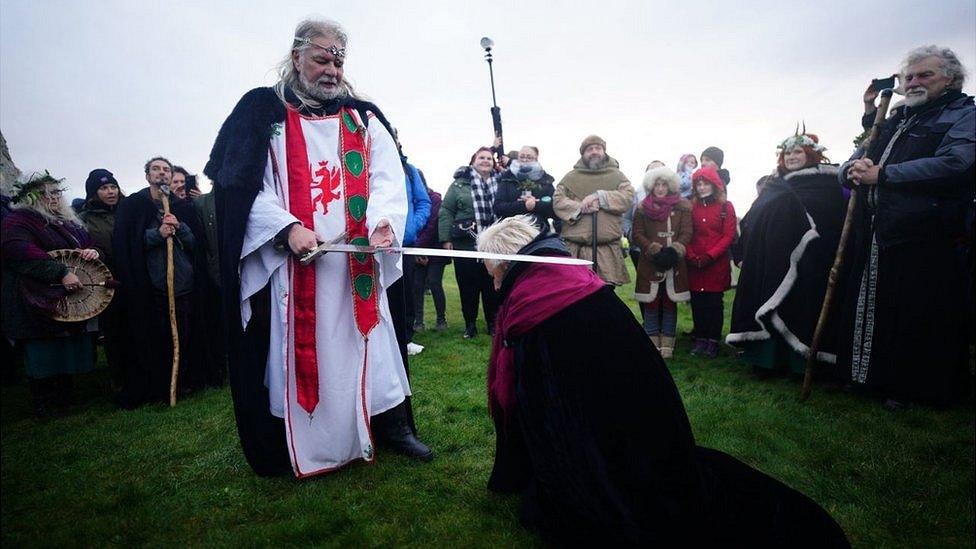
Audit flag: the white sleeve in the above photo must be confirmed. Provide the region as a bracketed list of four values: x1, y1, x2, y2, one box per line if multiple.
[239, 153, 300, 327]
[364, 117, 408, 289]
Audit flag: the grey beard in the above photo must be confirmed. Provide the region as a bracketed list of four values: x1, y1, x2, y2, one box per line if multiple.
[584, 155, 609, 170]
[297, 72, 347, 101]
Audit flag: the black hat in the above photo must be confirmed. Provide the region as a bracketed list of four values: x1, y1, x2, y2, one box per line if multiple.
[701, 146, 725, 168]
[85, 169, 117, 200]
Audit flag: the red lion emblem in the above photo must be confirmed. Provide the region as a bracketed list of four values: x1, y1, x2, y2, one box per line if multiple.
[310, 160, 341, 214]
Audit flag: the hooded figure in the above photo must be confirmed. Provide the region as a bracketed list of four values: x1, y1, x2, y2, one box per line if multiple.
[686, 166, 738, 358]
[553, 135, 634, 286]
[632, 167, 692, 357]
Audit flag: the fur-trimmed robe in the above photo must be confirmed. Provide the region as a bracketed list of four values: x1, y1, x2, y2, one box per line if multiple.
[204, 87, 414, 477]
[726, 165, 846, 362]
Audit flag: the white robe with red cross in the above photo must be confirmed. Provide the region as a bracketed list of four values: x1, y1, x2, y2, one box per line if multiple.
[238, 109, 409, 477]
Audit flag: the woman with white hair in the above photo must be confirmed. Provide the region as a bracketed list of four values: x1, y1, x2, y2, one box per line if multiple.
[632, 166, 692, 358]
[1, 172, 100, 416]
[479, 216, 848, 546]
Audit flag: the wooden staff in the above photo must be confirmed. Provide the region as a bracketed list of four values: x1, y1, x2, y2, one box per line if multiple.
[159, 188, 181, 407]
[800, 89, 893, 401]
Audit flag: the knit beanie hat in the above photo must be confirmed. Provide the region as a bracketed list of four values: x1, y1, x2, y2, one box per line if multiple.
[579, 135, 607, 156]
[85, 168, 118, 200]
[701, 146, 725, 168]
[692, 166, 725, 192]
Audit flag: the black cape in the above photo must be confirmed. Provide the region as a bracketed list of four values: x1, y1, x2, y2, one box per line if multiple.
[111, 187, 214, 407]
[727, 165, 847, 362]
[492, 169, 559, 233]
[204, 87, 410, 476]
[488, 235, 848, 546]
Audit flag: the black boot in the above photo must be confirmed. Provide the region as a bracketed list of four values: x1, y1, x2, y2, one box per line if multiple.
[371, 402, 434, 462]
[463, 322, 477, 339]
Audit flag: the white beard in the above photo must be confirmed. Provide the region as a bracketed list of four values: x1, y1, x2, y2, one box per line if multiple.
[297, 72, 346, 101]
[904, 89, 929, 107]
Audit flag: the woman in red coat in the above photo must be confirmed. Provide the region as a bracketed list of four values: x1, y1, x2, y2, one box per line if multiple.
[686, 167, 737, 358]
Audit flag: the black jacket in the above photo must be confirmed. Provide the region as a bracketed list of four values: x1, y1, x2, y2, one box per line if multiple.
[492, 169, 559, 232]
[111, 187, 212, 406]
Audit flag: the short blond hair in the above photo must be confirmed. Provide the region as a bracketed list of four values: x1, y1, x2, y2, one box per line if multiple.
[477, 215, 540, 270]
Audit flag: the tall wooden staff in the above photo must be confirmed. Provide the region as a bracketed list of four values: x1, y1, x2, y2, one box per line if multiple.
[800, 89, 893, 401]
[159, 185, 181, 407]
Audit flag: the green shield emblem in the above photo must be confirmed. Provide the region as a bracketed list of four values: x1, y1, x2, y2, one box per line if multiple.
[344, 151, 365, 177]
[348, 195, 367, 221]
[351, 236, 370, 263]
[354, 274, 374, 300]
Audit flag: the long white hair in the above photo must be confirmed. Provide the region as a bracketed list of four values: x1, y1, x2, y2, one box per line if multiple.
[273, 18, 361, 111]
[11, 172, 82, 226]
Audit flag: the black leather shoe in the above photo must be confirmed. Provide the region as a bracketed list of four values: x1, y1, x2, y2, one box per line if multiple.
[372, 403, 434, 461]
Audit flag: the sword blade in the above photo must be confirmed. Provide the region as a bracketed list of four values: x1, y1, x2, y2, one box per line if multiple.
[300, 243, 592, 267]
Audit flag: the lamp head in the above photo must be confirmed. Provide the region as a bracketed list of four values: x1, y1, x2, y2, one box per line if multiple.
[480, 36, 494, 51]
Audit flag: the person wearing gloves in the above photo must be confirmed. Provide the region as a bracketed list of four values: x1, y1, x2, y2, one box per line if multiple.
[631, 166, 692, 358]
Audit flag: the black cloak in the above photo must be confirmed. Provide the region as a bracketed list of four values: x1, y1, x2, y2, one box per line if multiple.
[727, 165, 847, 362]
[204, 87, 409, 477]
[488, 234, 849, 546]
[111, 187, 214, 407]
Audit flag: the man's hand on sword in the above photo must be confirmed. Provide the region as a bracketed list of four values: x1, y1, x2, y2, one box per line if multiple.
[288, 223, 319, 255]
[369, 219, 393, 248]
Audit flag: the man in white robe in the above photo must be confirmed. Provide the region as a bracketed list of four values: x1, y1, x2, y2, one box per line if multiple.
[205, 18, 433, 478]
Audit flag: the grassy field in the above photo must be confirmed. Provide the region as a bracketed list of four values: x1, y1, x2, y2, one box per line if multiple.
[2, 263, 973, 547]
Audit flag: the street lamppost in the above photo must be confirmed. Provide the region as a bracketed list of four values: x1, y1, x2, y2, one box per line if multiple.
[480, 36, 504, 156]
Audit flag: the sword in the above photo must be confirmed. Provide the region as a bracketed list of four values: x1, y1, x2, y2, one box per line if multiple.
[300, 242, 593, 267]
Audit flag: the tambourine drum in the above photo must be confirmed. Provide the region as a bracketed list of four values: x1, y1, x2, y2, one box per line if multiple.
[47, 249, 116, 322]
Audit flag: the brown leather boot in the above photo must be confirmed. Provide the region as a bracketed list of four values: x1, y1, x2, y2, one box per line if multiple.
[659, 336, 675, 359]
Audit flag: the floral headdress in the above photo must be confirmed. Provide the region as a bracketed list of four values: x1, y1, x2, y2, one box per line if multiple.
[778, 123, 827, 153]
[11, 171, 65, 204]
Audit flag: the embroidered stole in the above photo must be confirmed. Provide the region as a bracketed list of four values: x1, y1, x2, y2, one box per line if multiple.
[284, 107, 379, 415]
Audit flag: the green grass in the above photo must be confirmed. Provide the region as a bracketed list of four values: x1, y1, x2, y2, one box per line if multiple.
[2, 263, 973, 547]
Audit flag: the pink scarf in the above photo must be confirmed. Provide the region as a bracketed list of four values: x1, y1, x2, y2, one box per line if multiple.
[641, 193, 681, 221]
[487, 262, 606, 427]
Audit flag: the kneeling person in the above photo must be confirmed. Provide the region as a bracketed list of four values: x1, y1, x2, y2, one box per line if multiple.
[478, 215, 849, 546]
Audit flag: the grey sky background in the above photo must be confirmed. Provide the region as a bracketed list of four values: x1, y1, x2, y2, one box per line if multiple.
[1, 0, 974, 212]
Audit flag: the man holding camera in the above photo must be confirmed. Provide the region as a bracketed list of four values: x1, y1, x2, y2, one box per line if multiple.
[839, 45, 974, 407]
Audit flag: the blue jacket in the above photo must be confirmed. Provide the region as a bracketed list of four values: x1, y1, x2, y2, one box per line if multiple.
[402, 158, 431, 246]
[841, 91, 975, 246]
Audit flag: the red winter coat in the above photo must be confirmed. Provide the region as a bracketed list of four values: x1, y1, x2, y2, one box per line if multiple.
[686, 198, 737, 292]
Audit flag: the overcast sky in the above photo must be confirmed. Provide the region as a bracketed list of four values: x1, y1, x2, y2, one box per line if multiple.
[1, 0, 974, 211]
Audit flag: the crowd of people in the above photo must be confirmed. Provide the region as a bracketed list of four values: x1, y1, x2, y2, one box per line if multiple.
[0, 16, 971, 544]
